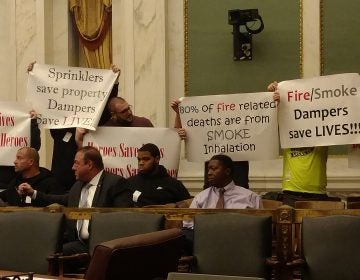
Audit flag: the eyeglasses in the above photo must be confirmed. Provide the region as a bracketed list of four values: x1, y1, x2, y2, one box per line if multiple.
[114, 105, 132, 114]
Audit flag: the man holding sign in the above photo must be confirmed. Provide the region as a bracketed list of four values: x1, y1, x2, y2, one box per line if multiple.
[269, 81, 329, 206]
[271, 73, 360, 205]
[74, 95, 154, 148]
[26, 62, 120, 190]
[103, 96, 153, 127]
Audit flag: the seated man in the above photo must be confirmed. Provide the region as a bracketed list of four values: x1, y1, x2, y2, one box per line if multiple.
[186, 154, 261, 214]
[0, 110, 41, 189]
[170, 99, 249, 188]
[182, 154, 261, 253]
[125, 143, 191, 207]
[0, 147, 64, 206]
[19, 146, 130, 272]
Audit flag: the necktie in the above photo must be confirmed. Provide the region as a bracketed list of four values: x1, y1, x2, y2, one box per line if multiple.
[78, 183, 91, 239]
[216, 188, 226, 209]
[79, 183, 91, 208]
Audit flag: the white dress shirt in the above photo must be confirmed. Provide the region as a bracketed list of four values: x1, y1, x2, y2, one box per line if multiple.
[183, 181, 261, 228]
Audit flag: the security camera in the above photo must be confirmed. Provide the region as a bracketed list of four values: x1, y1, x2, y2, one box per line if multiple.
[228, 9, 259, 26]
[228, 9, 264, 60]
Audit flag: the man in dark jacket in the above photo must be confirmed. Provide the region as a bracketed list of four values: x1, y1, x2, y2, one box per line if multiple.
[0, 147, 63, 206]
[126, 143, 191, 207]
[0, 113, 41, 189]
[19, 146, 130, 270]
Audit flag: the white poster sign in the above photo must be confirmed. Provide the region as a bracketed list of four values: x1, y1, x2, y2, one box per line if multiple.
[26, 63, 118, 130]
[278, 73, 360, 148]
[0, 102, 31, 165]
[178, 92, 279, 162]
[83, 127, 181, 178]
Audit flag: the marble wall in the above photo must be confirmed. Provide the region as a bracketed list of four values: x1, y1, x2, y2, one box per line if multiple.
[0, 0, 359, 195]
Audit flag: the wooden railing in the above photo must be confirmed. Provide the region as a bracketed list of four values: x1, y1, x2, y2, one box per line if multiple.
[2, 205, 360, 279]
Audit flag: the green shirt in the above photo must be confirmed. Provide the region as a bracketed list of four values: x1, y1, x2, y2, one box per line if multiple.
[282, 146, 328, 194]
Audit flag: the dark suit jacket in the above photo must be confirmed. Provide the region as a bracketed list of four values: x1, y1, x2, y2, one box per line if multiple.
[34, 171, 132, 241]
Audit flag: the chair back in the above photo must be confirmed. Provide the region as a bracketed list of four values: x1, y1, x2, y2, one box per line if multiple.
[302, 215, 360, 280]
[168, 272, 265, 280]
[261, 199, 283, 209]
[88, 211, 164, 254]
[346, 196, 360, 203]
[85, 228, 185, 280]
[193, 213, 272, 278]
[294, 200, 345, 209]
[346, 196, 360, 209]
[0, 211, 64, 274]
[347, 201, 360, 209]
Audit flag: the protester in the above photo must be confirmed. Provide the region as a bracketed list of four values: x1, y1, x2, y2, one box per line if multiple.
[75, 95, 154, 148]
[27, 62, 120, 190]
[170, 99, 249, 188]
[268, 81, 329, 206]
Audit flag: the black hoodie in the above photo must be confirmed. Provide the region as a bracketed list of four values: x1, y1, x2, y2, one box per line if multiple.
[125, 165, 191, 207]
[0, 167, 65, 206]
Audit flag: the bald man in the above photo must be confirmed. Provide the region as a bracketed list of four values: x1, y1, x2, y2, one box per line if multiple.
[0, 147, 64, 206]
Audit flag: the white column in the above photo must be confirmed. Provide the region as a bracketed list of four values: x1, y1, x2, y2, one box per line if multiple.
[302, 0, 321, 78]
[113, 0, 135, 105]
[113, 0, 167, 127]
[0, 0, 16, 101]
[133, 0, 167, 127]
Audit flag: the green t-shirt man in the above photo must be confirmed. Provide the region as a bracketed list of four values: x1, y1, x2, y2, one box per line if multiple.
[282, 146, 328, 194]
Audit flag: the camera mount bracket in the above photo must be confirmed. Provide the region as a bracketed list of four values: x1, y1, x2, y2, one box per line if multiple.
[228, 9, 264, 61]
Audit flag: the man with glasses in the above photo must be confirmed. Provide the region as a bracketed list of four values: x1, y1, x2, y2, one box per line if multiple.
[103, 96, 153, 127]
[75, 96, 153, 147]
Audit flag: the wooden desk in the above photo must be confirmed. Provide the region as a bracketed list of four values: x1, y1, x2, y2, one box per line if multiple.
[0, 270, 82, 280]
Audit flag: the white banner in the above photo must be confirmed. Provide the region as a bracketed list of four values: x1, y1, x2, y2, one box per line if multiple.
[82, 127, 181, 178]
[0, 102, 31, 165]
[26, 63, 118, 130]
[178, 92, 279, 162]
[278, 73, 360, 148]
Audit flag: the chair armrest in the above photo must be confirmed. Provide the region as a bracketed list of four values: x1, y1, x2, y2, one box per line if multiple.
[178, 255, 197, 272]
[266, 256, 281, 268]
[47, 253, 62, 276]
[47, 252, 90, 276]
[286, 257, 306, 268]
[58, 253, 90, 261]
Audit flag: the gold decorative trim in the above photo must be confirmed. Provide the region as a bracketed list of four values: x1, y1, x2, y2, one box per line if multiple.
[183, 0, 189, 96]
[320, 0, 324, 75]
[299, 0, 304, 78]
